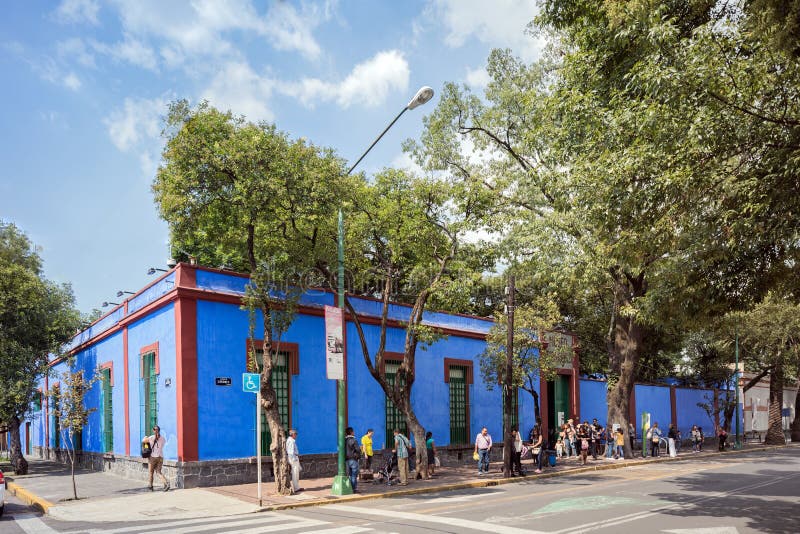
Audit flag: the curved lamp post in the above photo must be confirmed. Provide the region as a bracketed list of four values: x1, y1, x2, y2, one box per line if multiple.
[331, 86, 434, 496]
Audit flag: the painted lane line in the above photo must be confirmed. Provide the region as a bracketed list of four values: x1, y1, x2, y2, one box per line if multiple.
[325, 504, 548, 534]
[301, 527, 374, 534]
[86, 513, 287, 533]
[11, 513, 60, 534]
[215, 519, 339, 534]
[663, 528, 740, 533]
[552, 471, 797, 534]
[112, 515, 317, 534]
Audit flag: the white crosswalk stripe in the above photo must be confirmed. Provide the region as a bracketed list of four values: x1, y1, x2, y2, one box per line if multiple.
[57, 510, 375, 534]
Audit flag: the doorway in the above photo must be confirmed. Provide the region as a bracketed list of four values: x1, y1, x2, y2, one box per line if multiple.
[547, 375, 570, 446]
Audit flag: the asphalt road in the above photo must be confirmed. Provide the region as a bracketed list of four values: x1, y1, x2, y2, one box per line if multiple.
[3, 447, 798, 533]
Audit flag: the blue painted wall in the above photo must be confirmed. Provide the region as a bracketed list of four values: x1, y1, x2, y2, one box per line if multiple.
[634, 384, 671, 432]
[675, 388, 715, 437]
[126, 303, 177, 459]
[579, 379, 608, 424]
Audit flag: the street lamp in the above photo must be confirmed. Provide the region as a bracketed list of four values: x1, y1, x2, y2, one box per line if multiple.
[330, 86, 435, 496]
[101, 301, 119, 308]
[116, 290, 135, 298]
[147, 267, 168, 275]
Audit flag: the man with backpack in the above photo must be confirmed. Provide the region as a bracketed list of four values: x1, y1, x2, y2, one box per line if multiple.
[393, 428, 411, 485]
[345, 427, 362, 492]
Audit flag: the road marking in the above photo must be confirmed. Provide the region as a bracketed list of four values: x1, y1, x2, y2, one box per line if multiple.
[303, 527, 374, 534]
[551, 471, 796, 534]
[74, 513, 291, 533]
[663, 528, 740, 533]
[216, 519, 334, 533]
[325, 504, 547, 533]
[11, 513, 60, 534]
[416, 462, 728, 515]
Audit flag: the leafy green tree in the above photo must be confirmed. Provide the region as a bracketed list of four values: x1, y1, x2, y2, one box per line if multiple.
[153, 101, 353, 494]
[414, 0, 800, 457]
[51, 366, 100, 500]
[0, 222, 79, 474]
[724, 294, 800, 444]
[337, 168, 488, 479]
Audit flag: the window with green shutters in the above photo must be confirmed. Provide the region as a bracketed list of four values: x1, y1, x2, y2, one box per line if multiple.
[101, 367, 113, 452]
[253, 350, 290, 456]
[140, 351, 158, 438]
[502, 386, 519, 436]
[52, 386, 61, 448]
[384, 362, 408, 448]
[448, 365, 469, 445]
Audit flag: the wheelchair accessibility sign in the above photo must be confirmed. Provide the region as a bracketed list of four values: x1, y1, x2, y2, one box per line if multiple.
[242, 373, 260, 393]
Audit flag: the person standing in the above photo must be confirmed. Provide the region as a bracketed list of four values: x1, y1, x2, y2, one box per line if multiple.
[530, 423, 544, 473]
[668, 424, 678, 457]
[614, 428, 625, 459]
[474, 427, 492, 475]
[511, 426, 525, 476]
[360, 428, 374, 470]
[691, 425, 701, 452]
[577, 423, 590, 465]
[628, 422, 637, 457]
[393, 428, 411, 485]
[142, 425, 169, 491]
[649, 422, 663, 457]
[345, 427, 361, 492]
[425, 431, 438, 476]
[286, 429, 302, 492]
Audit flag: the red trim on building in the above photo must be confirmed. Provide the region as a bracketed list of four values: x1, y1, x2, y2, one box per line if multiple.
[245, 340, 300, 375]
[44, 374, 49, 450]
[98, 361, 114, 386]
[139, 342, 160, 375]
[443, 358, 474, 384]
[379, 352, 406, 376]
[175, 295, 199, 462]
[670, 386, 678, 428]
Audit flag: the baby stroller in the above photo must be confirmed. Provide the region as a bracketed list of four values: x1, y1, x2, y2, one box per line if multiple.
[375, 450, 399, 485]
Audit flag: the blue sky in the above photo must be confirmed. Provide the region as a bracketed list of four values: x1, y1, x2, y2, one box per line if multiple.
[1, 0, 542, 313]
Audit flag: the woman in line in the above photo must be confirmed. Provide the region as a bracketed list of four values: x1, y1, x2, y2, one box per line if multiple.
[530, 423, 544, 474]
[577, 423, 590, 465]
[426, 431, 437, 476]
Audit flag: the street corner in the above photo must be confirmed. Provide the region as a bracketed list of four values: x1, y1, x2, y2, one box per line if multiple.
[7, 481, 54, 514]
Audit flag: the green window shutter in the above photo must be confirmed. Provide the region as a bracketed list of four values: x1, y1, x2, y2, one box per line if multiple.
[255, 350, 290, 456]
[502, 387, 519, 436]
[449, 366, 469, 445]
[140, 352, 158, 438]
[102, 368, 113, 452]
[384, 363, 408, 448]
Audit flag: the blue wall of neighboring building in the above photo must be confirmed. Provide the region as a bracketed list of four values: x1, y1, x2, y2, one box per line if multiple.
[675, 388, 715, 437]
[579, 379, 608, 424]
[634, 384, 671, 431]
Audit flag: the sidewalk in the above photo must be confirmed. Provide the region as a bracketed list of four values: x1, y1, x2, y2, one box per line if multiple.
[7, 443, 793, 523]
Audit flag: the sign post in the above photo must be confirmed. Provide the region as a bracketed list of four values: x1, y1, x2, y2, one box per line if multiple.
[243, 372, 262, 505]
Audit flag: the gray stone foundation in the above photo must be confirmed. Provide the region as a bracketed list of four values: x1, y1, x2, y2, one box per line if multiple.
[31, 443, 506, 489]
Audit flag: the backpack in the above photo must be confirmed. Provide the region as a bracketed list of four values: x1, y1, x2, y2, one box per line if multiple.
[346, 436, 362, 460]
[141, 438, 152, 459]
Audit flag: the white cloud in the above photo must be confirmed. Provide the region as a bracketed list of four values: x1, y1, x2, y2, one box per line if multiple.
[390, 152, 424, 175]
[55, 0, 100, 25]
[465, 66, 490, 89]
[281, 50, 409, 109]
[201, 62, 274, 122]
[427, 0, 544, 61]
[104, 96, 166, 151]
[90, 34, 158, 71]
[57, 38, 96, 68]
[63, 72, 82, 90]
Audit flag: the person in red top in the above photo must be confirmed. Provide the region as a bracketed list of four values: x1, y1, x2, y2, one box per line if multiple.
[142, 425, 169, 491]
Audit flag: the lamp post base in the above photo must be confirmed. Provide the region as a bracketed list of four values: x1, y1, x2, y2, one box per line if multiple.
[330, 474, 353, 496]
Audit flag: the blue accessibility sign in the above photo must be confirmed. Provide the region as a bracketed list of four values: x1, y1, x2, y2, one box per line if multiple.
[242, 372, 260, 393]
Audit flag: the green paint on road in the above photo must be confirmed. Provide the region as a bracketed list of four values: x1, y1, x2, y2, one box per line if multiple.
[535, 496, 652, 514]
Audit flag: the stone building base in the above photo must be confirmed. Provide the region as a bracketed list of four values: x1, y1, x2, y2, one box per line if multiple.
[31, 444, 503, 489]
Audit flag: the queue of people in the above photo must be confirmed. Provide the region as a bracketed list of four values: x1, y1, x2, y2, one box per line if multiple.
[281, 419, 715, 494]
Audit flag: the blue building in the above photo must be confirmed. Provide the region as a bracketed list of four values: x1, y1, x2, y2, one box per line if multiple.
[18, 263, 580, 487]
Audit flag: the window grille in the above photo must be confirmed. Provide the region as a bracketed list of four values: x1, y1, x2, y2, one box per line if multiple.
[102, 367, 113, 452]
[449, 366, 469, 444]
[384, 362, 408, 448]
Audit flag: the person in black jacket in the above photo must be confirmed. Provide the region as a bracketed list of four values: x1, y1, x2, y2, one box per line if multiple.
[345, 427, 362, 492]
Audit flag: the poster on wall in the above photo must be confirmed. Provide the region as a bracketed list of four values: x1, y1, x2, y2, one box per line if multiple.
[324, 305, 345, 380]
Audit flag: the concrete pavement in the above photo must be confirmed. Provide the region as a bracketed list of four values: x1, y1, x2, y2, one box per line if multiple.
[5, 443, 794, 525]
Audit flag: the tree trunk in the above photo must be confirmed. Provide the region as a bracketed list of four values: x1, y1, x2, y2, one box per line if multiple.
[790, 383, 800, 443]
[764, 362, 786, 445]
[606, 272, 646, 460]
[9, 416, 28, 475]
[503, 385, 513, 477]
[531, 389, 541, 424]
[68, 430, 77, 500]
[260, 307, 293, 495]
[405, 408, 429, 480]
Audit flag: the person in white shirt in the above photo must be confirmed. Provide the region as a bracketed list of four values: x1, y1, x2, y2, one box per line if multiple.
[286, 429, 301, 492]
[142, 425, 169, 491]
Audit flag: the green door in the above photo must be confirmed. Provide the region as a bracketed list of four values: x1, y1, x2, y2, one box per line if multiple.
[449, 365, 469, 445]
[254, 350, 290, 456]
[384, 363, 408, 448]
[553, 375, 570, 429]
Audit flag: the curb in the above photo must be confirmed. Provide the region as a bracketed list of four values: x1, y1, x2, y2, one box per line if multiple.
[256, 443, 795, 512]
[7, 481, 55, 514]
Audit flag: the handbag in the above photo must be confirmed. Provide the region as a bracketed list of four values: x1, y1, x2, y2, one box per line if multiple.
[141, 438, 152, 459]
[473, 451, 479, 461]
[434, 456, 440, 467]
[532, 447, 542, 455]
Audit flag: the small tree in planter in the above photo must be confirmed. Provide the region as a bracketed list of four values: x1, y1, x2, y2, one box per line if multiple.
[50, 366, 99, 500]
